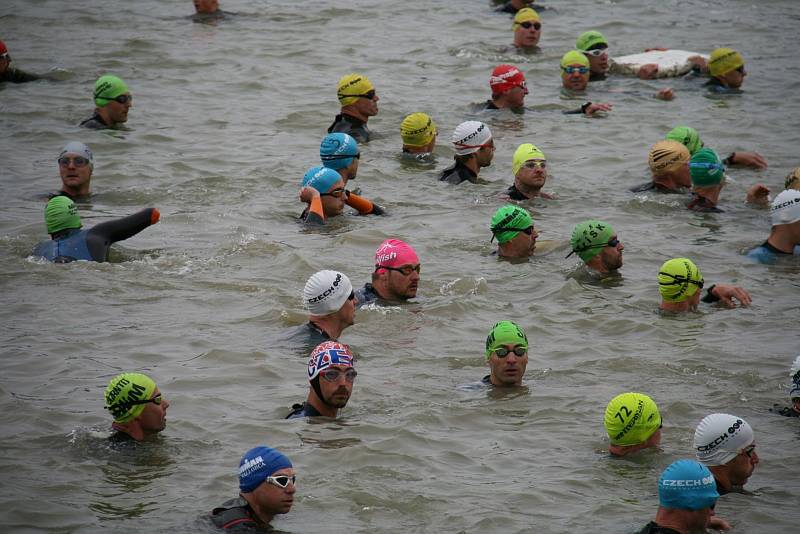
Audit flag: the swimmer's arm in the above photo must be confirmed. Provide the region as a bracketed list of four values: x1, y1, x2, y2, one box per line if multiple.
[91, 208, 160, 244]
[725, 151, 768, 169]
[6, 68, 41, 83]
[304, 197, 325, 225]
[702, 284, 752, 308]
[345, 191, 385, 215]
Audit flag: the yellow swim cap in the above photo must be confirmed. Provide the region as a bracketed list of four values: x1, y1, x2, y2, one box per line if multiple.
[337, 73, 374, 106]
[604, 392, 662, 446]
[785, 167, 800, 191]
[400, 112, 437, 147]
[512, 143, 546, 175]
[658, 258, 703, 303]
[708, 48, 744, 77]
[560, 50, 590, 69]
[513, 8, 540, 30]
[649, 140, 690, 174]
[104, 372, 157, 423]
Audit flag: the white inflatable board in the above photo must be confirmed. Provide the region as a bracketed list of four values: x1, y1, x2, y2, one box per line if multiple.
[610, 50, 708, 78]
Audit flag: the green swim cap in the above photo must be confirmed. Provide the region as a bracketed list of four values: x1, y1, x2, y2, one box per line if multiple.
[666, 126, 703, 155]
[658, 258, 703, 303]
[485, 321, 528, 358]
[104, 372, 157, 423]
[491, 205, 533, 245]
[45, 196, 81, 234]
[94, 75, 129, 106]
[604, 392, 662, 446]
[689, 148, 724, 187]
[560, 50, 590, 69]
[568, 220, 614, 262]
[576, 30, 607, 52]
[512, 143, 546, 175]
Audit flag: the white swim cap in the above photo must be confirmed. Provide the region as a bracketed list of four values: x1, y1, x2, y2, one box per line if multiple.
[451, 121, 492, 156]
[693, 413, 754, 466]
[303, 270, 353, 316]
[771, 189, 800, 226]
[59, 141, 94, 168]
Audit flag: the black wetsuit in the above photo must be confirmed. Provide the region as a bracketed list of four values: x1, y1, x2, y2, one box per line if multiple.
[286, 322, 332, 349]
[589, 72, 607, 82]
[32, 208, 158, 263]
[484, 100, 500, 110]
[107, 430, 136, 444]
[327, 113, 371, 143]
[701, 286, 722, 304]
[629, 181, 684, 194]
[1, 67, 40, 83]
[636, 522, 681, 534]
[687, 194, 724, 213]
[210, 497, 266, 531]
[79, 113, 112, 130]
[507, 184, 528, 200]
[286, 402, 324, 419]
[481, 375, 493, 385]
[770, 404, 800, 418]
[440, 160, 478, 185]
[354, 283, 380, 306]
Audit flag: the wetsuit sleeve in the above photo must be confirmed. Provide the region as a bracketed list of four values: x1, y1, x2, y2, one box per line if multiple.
[86, 208, 160, 260]
[701, 284, 721, 304]
[4, 68, 40, 83]
[304, 197, 325, 225]
[346, 192, 384, 215]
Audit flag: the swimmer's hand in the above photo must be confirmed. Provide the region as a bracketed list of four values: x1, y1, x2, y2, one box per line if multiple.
[299, 186, 320, 203]
[688, 55, 708, 72]
[637, 64, 659, 79]
[655, 87, 674, 101]
[708, 515, 732, 531]
[584, 102, 612, 116]
[711, 284, 752, 308]
[729, 151, 768, 170]
[746, 183, 771, 206]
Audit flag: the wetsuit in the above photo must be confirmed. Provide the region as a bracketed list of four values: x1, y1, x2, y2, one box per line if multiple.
[484, 100, 500, 110]
[629, 181, 683, 194]
[107, 430, 136, 444]
[770, 404, 800, 418]
[286, 402, 324, 419]
[705, 77, 741, 95]
[327, 114, 371, 143]
[745, 241, 800, 264]
[32, 208, 159, 263]
[687, 194, 724, 213]
[481, 375, 492, 386]
[506, 184, 553, 200]
[440, 160, 478, 185]
[636, 522, 681, 534]
[79, 112, 112, 130]
[353, 283, 381, 306]
[1, 67, 40, 83]
[286, 322, 332, 349]
[210, 497, 266, 531]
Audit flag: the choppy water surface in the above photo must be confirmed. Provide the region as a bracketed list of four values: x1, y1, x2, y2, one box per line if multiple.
[1, 0, 799, 532]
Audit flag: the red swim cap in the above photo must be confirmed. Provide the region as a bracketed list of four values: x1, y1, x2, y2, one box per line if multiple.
[489, 64, 526, 95]
[0, 40, 7, 55]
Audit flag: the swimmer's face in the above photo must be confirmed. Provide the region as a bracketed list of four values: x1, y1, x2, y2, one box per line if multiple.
[381, 263, 420, 300]
[561, 64, 589, 92]
[502, 226, 538, 258]
[137, 387, 169, 434]
[488, 344, 528, 386]
[318, 364, 354, 408]
[504, 83, 528, 108]
[102, 93, 132, 125]
[194, 0, 219, 13]
[58, 152, 93, 194]
[476, 139, 495, 168]
[248, 467, 296, 516]
[321, 179, 346, 217]
[336, 289, 356, 328]
[586, 46, 609, 74]
[352, 91, 379, 117]
[598, 235, 624, 271]
[514, 21, 541, 48]
[516, 159, 547, 189]
[726, 443, 758, 486]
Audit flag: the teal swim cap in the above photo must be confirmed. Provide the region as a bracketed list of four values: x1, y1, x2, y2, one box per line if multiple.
[320, 133, 359, 171]
[568, 220, 614, 262]
[490, 205, 533, 244]
[485, 321, 528, 358]
[666, 126, 703, 155]
[689, 148, 724, 187]
[302, 166, 341, 194]
[93, 75, 129, 106]
[45, 196, 82, 234]
[658, 460, 719, 511]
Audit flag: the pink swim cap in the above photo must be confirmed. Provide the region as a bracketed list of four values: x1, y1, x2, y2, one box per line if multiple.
[374, 239, 419, 268]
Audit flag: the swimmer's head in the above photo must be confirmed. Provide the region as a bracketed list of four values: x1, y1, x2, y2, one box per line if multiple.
[512, 143, 546, 175]
[770, 189, 800, 227]
[320, 133, 359, 171]
[512, 7, 540, 30]
[104, 372, 157, 424]
[451, 121, 492, 156]
[576, 30, 608, 52]
[689, 148, 725, 187]
[785, 168, 800, 191]
[400, 113, 437, 148]
[560, 50, 591, 91]
[560, 50, 590, 69]
[666, 126, 703, 155]
[648, 140, 690, 175]
[489, 64, 527, 97]
[303, 270, 353, 316]
[45, 196, 82, 235]
[693, 413, 754, 466]
[658, 258, 703, 303]
[59, 141, 94, 169]
[238, 446, 293, 493]
[658, 460, 719, 511]
[307, 341, 355, 381]
[490, 205, 533, 244]
[337, 73, 374, 106]
[790, 355, 800, 401]
[93, 75, 129, 107]
[708, 48, 744, 78]
[374, 239, 420, 270]
[301, 166, 341, 194]
[604, 392, 662, 446]
[568, 220, 614, 262]
[485, 320, 528, 359]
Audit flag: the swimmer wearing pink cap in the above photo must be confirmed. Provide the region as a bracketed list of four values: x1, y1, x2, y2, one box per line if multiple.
[353, 239, 421, 305]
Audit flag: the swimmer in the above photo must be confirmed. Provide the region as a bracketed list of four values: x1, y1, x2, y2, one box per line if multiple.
[485, 64, 528, 111]
[490, 205, 538, 259]
[440, 121, 494, 184]
[631, 140, 691, 193]
[657, 258, 752, 312]
[400, 112, 437, 160]
[297, 270, 355, 344]
[637, 460, 720, 534]
[298, 166, 346, 224]
[786, 167, 800, 191]
[746, 189, 800, 263]
[496, 0, 541, 15]
[287, 341, 356, 418]
[561, 49, 673, 101]
[689, 47, 748, 93]
[687, 148, 769, 212]
[576, 31, 662, 81]
[328, 73, 379, 143]
[32, 196, 160, 263]
[771, 356, 800, 418]
[694, 413, 759, 497]
[507, 143, 553, 200]
[211, 446, 295, 530]
[80, 75, 132, 130]
[511, 8, 542, 51]
[482, 321, 529, 387]
[192, 0, 231, 23]
[604, 392, 662, 457]
[319, 133, 385, 217]
[566, 220, 624, 276]
[104, 372, 169, 443]
[666, 125, 767, 170]
[0, 39, 41, 83]
[354, 239, 420, 306]
[53, 142, 94, 200]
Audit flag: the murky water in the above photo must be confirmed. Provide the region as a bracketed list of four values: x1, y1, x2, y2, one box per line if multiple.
[1, 0, 799, 532]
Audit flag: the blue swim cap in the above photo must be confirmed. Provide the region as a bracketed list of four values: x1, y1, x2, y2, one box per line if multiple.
[239, 446, 293, 493]
[658, 460, 719, 511]
[302, 166, 341, 194]
[320, 133, 359, 170]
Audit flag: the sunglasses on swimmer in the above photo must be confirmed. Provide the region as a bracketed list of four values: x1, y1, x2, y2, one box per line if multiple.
[266, 474, 296, 489]
[321, 187, 346, 198]
[520, 21, 541, 30]
[341, 89, 377, 100]
[320, 368, 358, 383]
[58, 156, 91, 167]
[562, 66, 590, 75]
[104, 393, 162, 412]
[582, 47, 609, 57]
[493, 346, 527, 357]
[379, 264, 422, 276]
[96, 94, 132, 104]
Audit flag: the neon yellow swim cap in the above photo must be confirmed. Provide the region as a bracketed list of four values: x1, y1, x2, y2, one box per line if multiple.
[513, 8, 540, 30]
[708, 48, 744, 77]
[104, 372, 157, 423]
[658, 258, 703, 303]
[485, 321, 528, 358]
[512, 143, 546, 175]
[93, 75, 129, 107]
[400, 113, 437, 147]
[560, 50, 590, 69]
[337, 73, 374, 106]
[604, 392, 662, 446]
[576, 30, 607, 52]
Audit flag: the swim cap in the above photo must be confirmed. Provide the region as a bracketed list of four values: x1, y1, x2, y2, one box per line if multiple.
[307, 340, 355, 381]
[239, 446, 293, 493]
[604, 392, 661, 446]
[490, 64, 526, 95]
[658, 258, 703, 303]
[104, 372, 157, 424]
[374, 239, 419, 269]
[693, 413, 754, 466]
[666, 126, 703, 155]
[560, 50, 590, 69]
[45, 196, 82, 234]
[301, 166, 341, 194]
[491, 205, 533, 244]
[512, 143, 546, 175]
[400, 113, 437, 147]
[337, 73, 374, 106]
[320, 133, 359, 171]
[568, 220, 614, 262]
[451, 121, 492, 156]
[93, 75, 129, 106]
[648, 140, 690, 174]
[689, 148, 724, 187]
[658, 460, 719, 511]
[303, 270, 353, 316]
[0, 40, 7, 55]
[576, 30, 608, 51]
[790, 355, 800, 399]
[708, 48, 744, 77]
[485, 321, 528, 358]
[785, 167, 800, 191]
[771, 189, 800, 226]
[512, 8, 540, 30]
[59, 141, 94, 168]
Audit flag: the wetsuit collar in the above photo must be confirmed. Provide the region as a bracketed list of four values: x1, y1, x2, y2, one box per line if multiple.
[307, 321, 331, 340]
[762, 239, 792, 255]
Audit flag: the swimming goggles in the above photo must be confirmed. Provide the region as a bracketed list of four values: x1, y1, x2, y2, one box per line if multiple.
[105, 393, 162, 412]
[520, 21, 541, 30]
[266, 474, 296, 488]
[565, 237, 620, 258]
[58, 156, 91, 167]
[378, 264, 421, 276]
[581, 47, 609, 57]
[562, 66, 589, 75]
[320, 368, 358, 383]
[494, 346, 527, 357]
[96, 94, 132, 104]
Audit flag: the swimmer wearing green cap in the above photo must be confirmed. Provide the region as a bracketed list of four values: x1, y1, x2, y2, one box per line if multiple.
[192, 0, 232, 23]
[80, 74, 132, 129]
[686, 148, 770, 213]
[483, 321, 529, 387]
[665, 125, 768, 170]
[490, 205, 538, 259]
[104, 372, 169, 442]
[658, 258, 751, 312]
[567, 220, 624, 276]
[604, 392, 662, 457]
